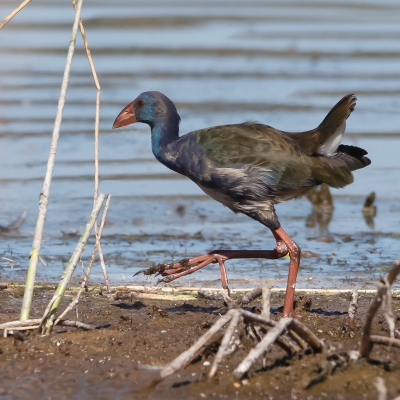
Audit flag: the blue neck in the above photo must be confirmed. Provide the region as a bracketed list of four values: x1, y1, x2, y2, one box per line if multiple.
[150, 116, 180, 163]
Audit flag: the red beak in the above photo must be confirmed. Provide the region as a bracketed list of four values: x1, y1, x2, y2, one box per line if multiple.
[112, 101, 137, 128]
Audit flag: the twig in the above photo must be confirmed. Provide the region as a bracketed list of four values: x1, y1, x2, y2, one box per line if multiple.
[241, 286, 262, 305]
[304, 360, 336, 389]
[20, 0, 85, 321]
[209, 310, 242, 378]
[348, 288, 358, 324]
[54, 195, 111, 325]
[359, 261, 400, 358]
[381, 278, 396, 338]
[198, 288, 223, 301]
[0, 318, 93, 332]
[370, 335, 400, 349]
[57, 319, 94, 330]
[233, 318, 292, 379]
[40, 194, 106, 334]
[261, 286, 271, 319]
[160, 310, 234, 379]
[374, 377, 388, 400]
[240, 310, 324, 353]
[0, 0, 31, 29]
[0, 319, 41, 330]
[288, 319, 324, 353]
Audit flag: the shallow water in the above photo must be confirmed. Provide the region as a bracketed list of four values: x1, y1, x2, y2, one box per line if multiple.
[0, 0, 399, 290]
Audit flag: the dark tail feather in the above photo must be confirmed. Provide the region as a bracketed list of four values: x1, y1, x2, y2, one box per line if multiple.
[333, 144, 371, 171]
[294, 94, 357, 155]
[317, 94, 356, 138]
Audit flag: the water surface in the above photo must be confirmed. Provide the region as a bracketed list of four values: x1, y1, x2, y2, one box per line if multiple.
[0, 0, 399, 290]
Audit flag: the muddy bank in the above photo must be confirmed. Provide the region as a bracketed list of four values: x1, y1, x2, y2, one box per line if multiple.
[0, 286, 399, 400]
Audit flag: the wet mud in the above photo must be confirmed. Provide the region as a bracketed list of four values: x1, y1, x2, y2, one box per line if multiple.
[0, 287, 399, 400]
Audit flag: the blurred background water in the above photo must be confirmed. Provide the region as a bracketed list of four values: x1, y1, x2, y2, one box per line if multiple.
[0, 0, 399, 290]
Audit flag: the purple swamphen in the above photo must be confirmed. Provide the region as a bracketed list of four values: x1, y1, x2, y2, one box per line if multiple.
[113, 92, 370, 317]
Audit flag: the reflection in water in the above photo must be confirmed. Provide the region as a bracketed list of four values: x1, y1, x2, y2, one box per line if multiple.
[0, 212, 26, 232]
[362, 192, 377, 229]
[306, 184, 334, 235]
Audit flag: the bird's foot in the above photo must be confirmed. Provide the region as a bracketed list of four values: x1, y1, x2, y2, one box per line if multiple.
[134, 253, 231, 290]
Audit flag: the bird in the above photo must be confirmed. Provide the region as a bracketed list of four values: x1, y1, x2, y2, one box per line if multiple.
[113, 92, 370, 317]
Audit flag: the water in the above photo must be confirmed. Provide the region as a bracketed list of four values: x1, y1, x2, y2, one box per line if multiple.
[0, 0, 399, 290]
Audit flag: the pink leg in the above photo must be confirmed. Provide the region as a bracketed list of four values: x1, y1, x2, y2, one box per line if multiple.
[135, 240, 290, 295]
[273, 227, 301, 317]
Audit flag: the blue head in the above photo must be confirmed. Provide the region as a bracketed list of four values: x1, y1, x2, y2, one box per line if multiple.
[113, 91, 180, 131]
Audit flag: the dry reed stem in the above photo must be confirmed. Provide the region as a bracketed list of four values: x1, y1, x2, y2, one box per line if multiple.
[20, 0, 84, 321]
[233, 318, 292, 379]
[197, 288, 223, 301]
[241, 286, 262, 304]
[209, 310, 242, 378]
[370, 335, 400, 349]
[240, 310, 324, 353]
[160, 310, 234, 379]
[359, 260, 400, 358]
[54, 195, 111, 325]
[261, 286, 271, 319]
[0, 0, 31, 29]
[40, 194, 106, 334]
[70, 0, 110, 292]
[348, 288, 358, 324]
[0, 318, 92, 332]
[374, 377, 388, 400]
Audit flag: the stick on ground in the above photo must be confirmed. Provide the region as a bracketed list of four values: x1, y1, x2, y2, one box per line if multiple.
[160, 310, 234, 379]
[233, 318, 292, 379]
[359, 260, 400, 358]
[348, 288, 358, 324]
[209, 310, 242, 378]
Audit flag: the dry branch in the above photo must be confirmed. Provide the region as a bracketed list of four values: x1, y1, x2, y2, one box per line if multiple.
[370, 335, 400, 349]
[241, 286, 262, 304]
[20, 0, 84, 321]
[359, 260, 400, 358]
[0, 318, 93, 332]
[209, 310, 242, 378]
[374, 377, 388, 400]
[160, 310, 234, 379]
[233, 318, 292, 379]
[198, 288, 223, 301]
[348, 288, 358, 324]
[261, 286, 271, 319]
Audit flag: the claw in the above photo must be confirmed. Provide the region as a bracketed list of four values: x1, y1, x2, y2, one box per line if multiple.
[133, 263, 169, 278]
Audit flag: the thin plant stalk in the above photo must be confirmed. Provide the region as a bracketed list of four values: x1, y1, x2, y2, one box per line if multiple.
[0, 0, 32, 30]
[71, 0, 110, 291]
[40, 193, 105, 334]
[359, 260, 400, 358]
[20, 0, 84, 321]
[54, 195, 111, 325]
